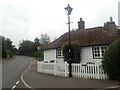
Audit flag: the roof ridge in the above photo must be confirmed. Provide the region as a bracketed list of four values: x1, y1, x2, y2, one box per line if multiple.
[84, 26, 103, 30]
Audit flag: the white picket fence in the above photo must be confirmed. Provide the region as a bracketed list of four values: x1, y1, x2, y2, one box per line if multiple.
[37, 61, 108, 80]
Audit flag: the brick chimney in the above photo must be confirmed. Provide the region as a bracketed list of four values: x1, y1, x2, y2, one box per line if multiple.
[78, 18, 85, 30]
[103, 17, 117, 30]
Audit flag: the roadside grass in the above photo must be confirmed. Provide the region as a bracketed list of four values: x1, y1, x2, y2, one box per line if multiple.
[1, 56, 16, 63]
[0, 59, 2, 64]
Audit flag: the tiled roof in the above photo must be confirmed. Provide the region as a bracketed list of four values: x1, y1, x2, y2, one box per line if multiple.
[45, 27, 120, 50]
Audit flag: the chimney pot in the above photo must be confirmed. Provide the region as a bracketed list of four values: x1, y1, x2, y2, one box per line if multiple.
[110, 17, 113, 22]
[80, 18, 82, 21]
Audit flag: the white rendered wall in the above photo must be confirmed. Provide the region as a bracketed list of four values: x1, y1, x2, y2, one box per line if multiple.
[44, 46, 102, 63]
[44, 49, 56, 62]
[81, 47, 102, 63]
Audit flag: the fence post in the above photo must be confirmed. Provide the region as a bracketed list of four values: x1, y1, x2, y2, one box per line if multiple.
[65, 61, 67, 77]
[54, 61, 57, 75]
[38, 61, 40, 72]
[38, 61, 41, 72]
[39, 61, 42, 73]
[41, 62, 43, 73]
[37, 61, 38, 72]
[96, 61, 100, 79]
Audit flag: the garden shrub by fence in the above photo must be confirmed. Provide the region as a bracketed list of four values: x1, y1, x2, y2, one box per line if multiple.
[37, 61, 108, 80]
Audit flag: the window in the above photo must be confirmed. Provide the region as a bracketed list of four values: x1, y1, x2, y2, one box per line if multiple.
[56, 48, 63, 58]
[101, 46, 107, 57]
[93, 46, 107, 59]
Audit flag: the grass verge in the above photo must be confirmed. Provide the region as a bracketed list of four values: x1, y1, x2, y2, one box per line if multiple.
[1, 56, 16, 63]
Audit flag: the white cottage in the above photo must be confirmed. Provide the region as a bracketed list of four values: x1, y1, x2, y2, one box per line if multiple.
[43, 18, 120, 63]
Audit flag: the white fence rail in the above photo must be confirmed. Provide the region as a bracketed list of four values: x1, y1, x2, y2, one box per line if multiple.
[37, 61, 108, 80]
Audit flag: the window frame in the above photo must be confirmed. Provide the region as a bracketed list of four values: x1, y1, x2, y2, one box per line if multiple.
[56, 48, 63, 58]
[92, 45, 108, 59]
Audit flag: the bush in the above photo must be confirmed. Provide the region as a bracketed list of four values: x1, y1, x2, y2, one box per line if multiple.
[102, 39, 120, 80]
[62, 42, 81, 63]
[34, 50, 43, 61]
[2, 49, 7, 58]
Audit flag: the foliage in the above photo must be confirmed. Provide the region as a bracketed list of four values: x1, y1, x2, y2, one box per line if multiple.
[34, 37, 40, 52]
[34, 34, 51, 61]
[19, 40, 35, 56]
[62, 42, 81, 63]
[102, 39, 120, 80]
[1, 33, 51, 59]
[34, 51, 44, 62]
[34, 50, 43, 60]
[39, 34, 51, 50]
[18, 33, 51, 61]
[39, 34, 51, 45]
[0, 36, 16, 58]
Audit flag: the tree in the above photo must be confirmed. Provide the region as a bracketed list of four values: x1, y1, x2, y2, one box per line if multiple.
[102, 39, 120, 80]
[0, 36, 15, 58]
[39, 34, 51, 49]
[18, 33, 51, 60]
[19, 40, 35, 56]
[33, 34, 51, 61]
[34, 37, 40, 52]
[1, 36, 7, 58]
[0, 36, 2, 58]
[5, 38, 15, 57]
[33, 37, 43, 61]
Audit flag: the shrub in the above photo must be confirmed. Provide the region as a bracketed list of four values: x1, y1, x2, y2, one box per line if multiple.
[102, 39, 120, 80]
[62, 42, 81, 63]
[9, 52, 13, 57]
[2, 49, 7, 58]
[34, 50, 43, 61]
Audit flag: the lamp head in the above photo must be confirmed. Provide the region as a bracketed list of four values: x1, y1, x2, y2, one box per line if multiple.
[64, 4, 73, 15]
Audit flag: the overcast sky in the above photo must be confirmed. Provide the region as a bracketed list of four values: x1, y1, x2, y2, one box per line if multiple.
[0, 0, 119, 48]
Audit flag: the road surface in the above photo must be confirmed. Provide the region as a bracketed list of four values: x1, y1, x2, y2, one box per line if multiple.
[2, 56, 30, 89]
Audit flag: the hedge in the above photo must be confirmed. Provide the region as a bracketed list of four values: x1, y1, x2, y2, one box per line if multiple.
[62, 42, 81, 63]
[102, 39, 120, 80]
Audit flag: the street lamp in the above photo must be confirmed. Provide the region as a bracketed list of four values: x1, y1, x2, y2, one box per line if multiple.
[64, 4, 73, 77]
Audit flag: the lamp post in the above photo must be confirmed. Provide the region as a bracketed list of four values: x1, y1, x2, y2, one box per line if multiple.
[64, 4, 73, 77]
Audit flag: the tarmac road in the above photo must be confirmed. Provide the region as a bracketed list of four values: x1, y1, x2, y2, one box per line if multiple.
[2, 56, 30, 89]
